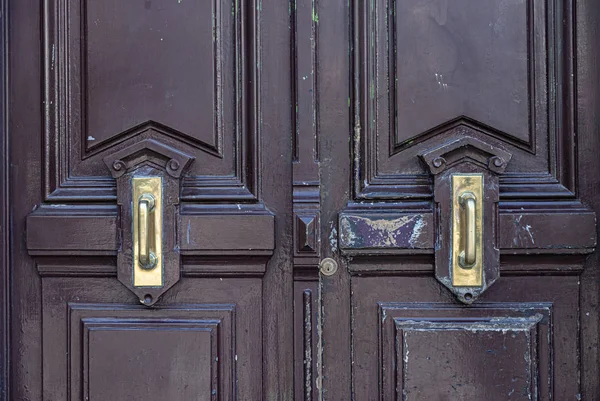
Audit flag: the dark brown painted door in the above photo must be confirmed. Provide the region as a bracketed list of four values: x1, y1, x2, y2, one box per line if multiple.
[312, 1, 600, 400]
[8, 0, 294, 400]
[5, 0, 600, 400]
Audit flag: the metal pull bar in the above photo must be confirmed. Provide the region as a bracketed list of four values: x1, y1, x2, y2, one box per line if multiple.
[459, 192, 476, 268]
[138, 194, 157, 269]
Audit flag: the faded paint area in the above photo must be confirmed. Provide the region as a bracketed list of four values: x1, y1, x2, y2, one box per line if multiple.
[339, 214, 432, 249]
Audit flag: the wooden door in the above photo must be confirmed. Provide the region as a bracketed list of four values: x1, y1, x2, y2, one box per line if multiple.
[314, 0, 600, 400]
[5, 0, 294, 399]
[3, 0, 600, 400]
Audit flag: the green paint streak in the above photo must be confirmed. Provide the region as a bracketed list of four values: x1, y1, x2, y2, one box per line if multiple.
[312, 8, 319, 23]
[370, 82, 375, 99]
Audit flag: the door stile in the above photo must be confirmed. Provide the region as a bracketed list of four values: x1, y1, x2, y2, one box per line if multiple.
[316, 0, 353, 399]
[291, 0, 322, 396]
[10, 1, 44, 399]
[575, 0, 600, 396]
[260, 0, 296, 397]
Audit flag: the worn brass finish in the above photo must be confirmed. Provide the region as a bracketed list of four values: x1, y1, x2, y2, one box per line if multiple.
[451, 174, 483, 287]
[458, 192, 477, 267]
[133, 176, 163, 286]
[138, 194, 157, 269]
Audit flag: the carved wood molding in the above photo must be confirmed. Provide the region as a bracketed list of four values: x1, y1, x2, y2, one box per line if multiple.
[27, 204, 276, 276]
[338, 205, 596, 258]
[103, 139, 194, 179]
[420, 136, 512, 176]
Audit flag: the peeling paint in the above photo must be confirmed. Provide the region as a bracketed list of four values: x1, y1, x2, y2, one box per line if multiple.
[523, 224, 534, 244]
[329, 221, 338, 254]
[339, 214, 428, 249]
[353, 123, 361, 188]
[409, 217, 426, 247]
[51, 44, 55, 71]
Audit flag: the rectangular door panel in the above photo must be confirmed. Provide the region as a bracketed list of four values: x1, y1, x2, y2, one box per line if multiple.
[43, 0, 259, 202]
[42, 278, 260, 400]
[352, 276, 577, 400]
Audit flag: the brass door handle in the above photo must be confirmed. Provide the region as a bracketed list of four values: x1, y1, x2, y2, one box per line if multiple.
[138, 193, 157, 269]
[458, 192, 476, 268]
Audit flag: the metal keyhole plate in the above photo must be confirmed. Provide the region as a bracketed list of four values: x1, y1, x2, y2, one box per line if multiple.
[319, 258, 338, 276]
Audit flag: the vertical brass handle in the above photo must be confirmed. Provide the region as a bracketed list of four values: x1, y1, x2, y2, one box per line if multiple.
[138, 194, 157, 269]
[458, 192, 476, 268]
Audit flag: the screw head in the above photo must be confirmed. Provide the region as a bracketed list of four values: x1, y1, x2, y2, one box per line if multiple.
[168, 159, 180, 171]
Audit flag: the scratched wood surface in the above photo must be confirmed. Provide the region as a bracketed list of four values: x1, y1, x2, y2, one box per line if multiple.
[4, 0, 600, 400]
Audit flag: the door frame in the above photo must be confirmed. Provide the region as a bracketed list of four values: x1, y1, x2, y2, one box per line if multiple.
[1, 0, 9, 398]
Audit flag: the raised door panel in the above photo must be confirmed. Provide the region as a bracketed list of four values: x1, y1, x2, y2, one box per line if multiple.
[355, 0, 574, 199]
[352, 276, 577, 400]
[42, 278, 260, 400]
[44, 0, 258, 201]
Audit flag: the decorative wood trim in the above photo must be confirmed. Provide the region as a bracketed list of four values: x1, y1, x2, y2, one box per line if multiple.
[339, 204, 596, 256]
[103, 139, 195, 179]
[32, 255, 275, 278]
[420, 136, 512, 175]
[26, 204, 276, 277]
[293, 186, 320, 269]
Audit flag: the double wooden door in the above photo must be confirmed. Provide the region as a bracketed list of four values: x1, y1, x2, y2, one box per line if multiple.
[3, 0, 600, 399]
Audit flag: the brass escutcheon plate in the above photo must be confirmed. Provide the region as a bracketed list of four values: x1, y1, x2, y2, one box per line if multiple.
[451, 173, 483, 287]
[133, 176, 163, 287]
